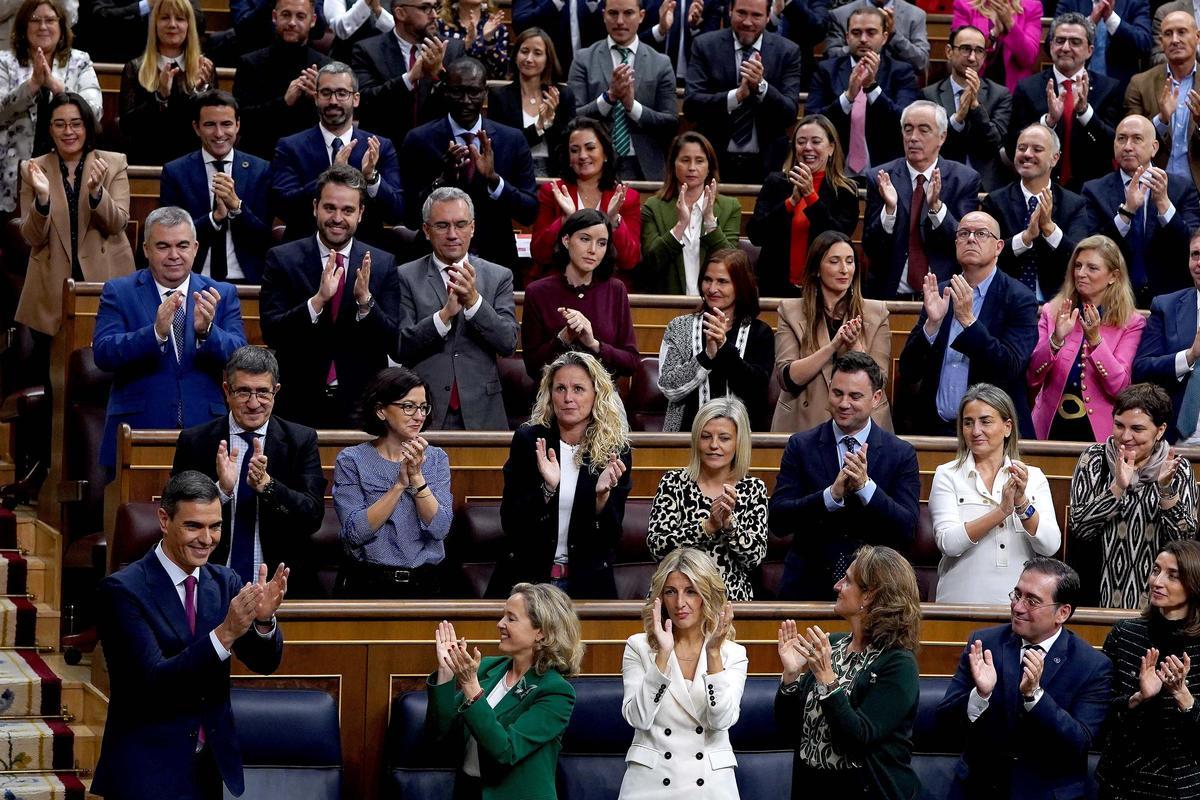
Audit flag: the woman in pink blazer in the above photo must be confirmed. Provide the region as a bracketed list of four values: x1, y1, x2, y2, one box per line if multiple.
[1027, 235, 1146, 442]
[952, 0, 1043, 93]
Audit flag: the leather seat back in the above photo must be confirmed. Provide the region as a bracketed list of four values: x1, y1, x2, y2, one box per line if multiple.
[230, 687, 342, 800]
[62, 347, 111, 539]
[110, 502, 162, 573]
[627, 357, 665, 433]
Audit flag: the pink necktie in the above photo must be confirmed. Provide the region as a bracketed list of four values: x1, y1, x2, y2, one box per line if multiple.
[184, 575, 205, 747]
[326, 252, 346, 385]
[847, 89, 868, 173]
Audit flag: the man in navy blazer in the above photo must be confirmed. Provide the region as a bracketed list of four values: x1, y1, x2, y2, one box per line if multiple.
[936, 557, 1112, 800]
[768, 352, 920, 600]
[637, 0, 727, 80]
[895, 211, 1039, 437]
[1056, 0, 1153, 87]
[93, 472, 286, 800]
[160, 91, 272, 284]
[271, 62, 404, 247]
[93, 207, 247, 473]
[400, 58, 538, 270]
[863, 101, 981, 300]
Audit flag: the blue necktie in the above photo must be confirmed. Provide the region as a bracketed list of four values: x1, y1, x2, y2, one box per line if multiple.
[1092, 21, 1108, 76]
[1127, 189, 1148, 290]
[230, 430, 258, 583]
[1018, 195, 1040, 293]
[730, 47, 757, 146]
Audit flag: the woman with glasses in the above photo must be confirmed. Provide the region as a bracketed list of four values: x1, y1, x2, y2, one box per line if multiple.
[929, 383, 1060, 604]
[333, 366, 452, 598]
[1069, 383, 1198, 609]
[952, 0, 1043, 92]
[487, 28, 575, 178]
[436, 0, 508, 79]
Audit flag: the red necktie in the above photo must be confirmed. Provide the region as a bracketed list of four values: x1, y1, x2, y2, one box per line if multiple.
[906, 174, 929, 291]
[460, 132, 477, 184]
[1060, 79, 1074, 185]
[326, 252, 346, 385]
[184, 575, 205, 746]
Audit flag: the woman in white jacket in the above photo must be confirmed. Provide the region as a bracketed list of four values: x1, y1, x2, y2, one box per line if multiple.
[930, 383, 1061, 604]
[618, 547, 747, 798]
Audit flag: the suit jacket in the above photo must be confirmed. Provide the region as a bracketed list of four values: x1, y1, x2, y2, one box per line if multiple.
[1081, 169, 1200, 296]
[269, 124, 404, 246]
[935, 624, 1113, 800]
[232, 42, 331, 159]
[394, 254, 519, 430]
[16, 149, 133, 336]
[400, 116, 538, 269]
[568, 39, 677, 181]
[92, 548, 282, 799]
[489, 422, 632, 599]
[1124, 64, 1200, 191]
[895, 268, 1039, 437]
[683, 29, 803, 172]
[774, 0, 830, 87]
[924, 76, 1013, 192]
[806, 53, 920, 173]
[512, 0, 606, 74]
[1133, 286, 1200, 441]
[1008, 67, 1124, 191]
[952, 2, 1044, 93]
[160, 150, 272, 283]
[640, 194, 741, 294]
[1058, 0, 1153, 85]
[637, 0, 727, 77]
[825, 0, 930, 72]
[486, 80, 577, 166]
[93, 270, 246, 470]
[862, 156, 982, 300]
[259, 236, 400, 428]
[981, 180, 1091, 295]
[171, 415, 326, 582]
[767, 420, 920, 599]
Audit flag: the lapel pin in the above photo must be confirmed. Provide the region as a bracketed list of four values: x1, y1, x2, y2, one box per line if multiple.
[241, 161, 249, 169]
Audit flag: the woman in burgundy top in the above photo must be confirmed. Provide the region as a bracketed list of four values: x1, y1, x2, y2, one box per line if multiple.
[521, 208, 641, 381]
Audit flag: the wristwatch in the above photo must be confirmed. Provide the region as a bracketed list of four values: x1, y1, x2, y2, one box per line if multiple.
[1016, 498, 1036, 520]
[1022, 686, 1043, 704]
[814, 680, 838, 700]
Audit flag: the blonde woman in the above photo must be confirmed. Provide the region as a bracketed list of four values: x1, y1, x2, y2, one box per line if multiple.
[952, 0, 1042, 92]
[619, 548, 746, 799]
[118, 0, 215, 165]
[436, 0, 508, 79]
[489, 351, 632, 599]
[646, 397, 768, 600]
[430, 582, 584, 800]
[1027, 235, 1145, 442]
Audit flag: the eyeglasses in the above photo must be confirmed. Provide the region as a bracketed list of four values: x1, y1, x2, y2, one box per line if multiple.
[429, 220, 473, 232]
[29, 15, 58, 26]
[1009, 589, 1058, 610]
[231, 388, 276, 402]
[50, 119, 84, 132]
[1051, 36, 1087, 48]
[317, 88, 355, 100]
[955, 229, 999, 242]
[391, 401, 432, 417]
[953, 45, 986, 57]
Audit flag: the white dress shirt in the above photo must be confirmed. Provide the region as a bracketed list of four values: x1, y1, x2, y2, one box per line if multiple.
[215, 413, 270, 580]
[430, 253, 484, 337]
[199, 149, 244, 280]
[880, 159, 949, 294]
[967, 626, 1064, 721]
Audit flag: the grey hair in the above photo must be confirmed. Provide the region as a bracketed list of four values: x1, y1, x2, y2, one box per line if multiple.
[1019, 122, 1061, 156]
[422, 186, 475, 223]
[901, 99, 948, 136]
[223, 345, 280, 385]
[1050, 12, 1095, 46]
[954, 382, 1021, 467]
[145, 206, 196, 240]
[317, 61, 358, 91]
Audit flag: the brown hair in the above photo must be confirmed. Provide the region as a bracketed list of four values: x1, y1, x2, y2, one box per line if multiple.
[696, 248, 760, 322]
[1143, 541, 1200, 637]
[853, 545, 921, 652]
[785, 115, 857, 195]
[13, 0, 71, 68]
[797, 231, 866, 355]
[657, 131, 721, 202]
[511, 26, 563, 84]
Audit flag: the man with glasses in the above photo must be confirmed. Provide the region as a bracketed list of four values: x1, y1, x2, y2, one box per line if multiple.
[172, 347, 325, 591]
[1056, 0, 1152, 87]
[271, 61, 404, 247]
[895, 210, 1038, 436]
[936, 557, 1112, 800]
[394, 187, 519, 430]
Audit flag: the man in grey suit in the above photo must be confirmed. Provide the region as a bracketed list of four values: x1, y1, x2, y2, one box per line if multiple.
[824, 0, 930, 73]
[394, 187, 519, 431]
[568, 0, 678, 180]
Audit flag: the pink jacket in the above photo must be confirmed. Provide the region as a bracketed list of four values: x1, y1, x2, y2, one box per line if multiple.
[1026, 303, 1146, 441]
[952, 1, 1044, 93]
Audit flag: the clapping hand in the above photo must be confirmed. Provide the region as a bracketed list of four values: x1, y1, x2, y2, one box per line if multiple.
[651, 597, 675, 656]
[606, 183, 628, 220]
[1159, 79, 1180, 126]
[85, 156, 108, 200]
[687, 0, 703, 27]
[876, 170, 898, 214]
[1019, 646, 1045, 697]
[550, 180, 580, 217]
[252, 561, 289, 625]
[802, 626, 834, 685]
[968, 639, 997, 697]
[353, 251, 373, 307]
[1144, 166, 1171, 215]
[217, 580, 264, 647]
[448, 259, 480, 308]
[926, 167, 943, 214]
[155, 290, 185, 340]
[215, 438, 240, 495]
[1007, 460, 1029, 506]
[192, 286, 221, 337]
[737, 51, 764, 100]
[704, 602, 733, 654]
[700, 181, 717, 228]
[702, 309, 727, 358]
[657, 0, 676, 30]
[443, 637, 482, 697]
[23, 160, 49, 205]
[788, 163, 814, 202]
[842, 442, 869, 493]
[534, 437, 560, 492]
[833, 315, 863, 354]
[246, 437, 271, 492]
[1080, 303, 1102, 346]
[538, 85, 560, 128]
[559, 307, 597, 350]
[1160, 653, 1193, 707]
[778, 619, 809, 682]
[947, 274, 976, 327]
[1136, 647, 1164, 704]
[1156, 446, 1182, 489]
[361, 136, 381, 182]
[468, 130, 498, 183]
[595, 451, 626, 507]
[1052, 298, 1079, 344]
[435, 620, 459, 683]
[1124, 165, 1147, 212]
[922, 272, 950, 334]
[312, 251, 345, 312]
[704, 483, 737, 535]
[401, 435, 428, 484]
[1045, 79, 1066, 125]
[1113, 444, 1140, 493]
[157, 60, 179, 98]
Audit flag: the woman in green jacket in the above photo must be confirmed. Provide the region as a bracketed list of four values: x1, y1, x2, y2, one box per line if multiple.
[640, 131, 741, 295]
[775, 545, 922, 799]
[430, 582, 585, 800]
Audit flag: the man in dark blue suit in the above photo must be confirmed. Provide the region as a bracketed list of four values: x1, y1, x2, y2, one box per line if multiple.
[1081, 113, 1200, 306]
[93, 207, 247, 473]
[638, 0, 728, 81]
[1055, 0, 1153, 87]
[400, 58, 538, 270]
[895, 211, 1039, 437]
[260, 164, 400, 429]
[93, 472, 286, 800]
[160, 91, 272, 284]
[513, 0, 607, 74]
[862, 100, 981, 300]
[769, 0, 829, 89]
[767, 352, 920, 600]
[936, 557, 1112, 800]
[271, 62, 404, 247]
[806, 5, 920, 174]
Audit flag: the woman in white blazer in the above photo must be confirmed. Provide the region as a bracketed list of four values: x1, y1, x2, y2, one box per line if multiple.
[618, 547, 748, 799]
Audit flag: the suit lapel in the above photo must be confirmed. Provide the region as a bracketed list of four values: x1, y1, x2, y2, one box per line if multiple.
[1177, 289, 1197, 348]
[937, 79, 956, 118]
[138, 270, 164, 331]
[196, 567, 225, 637]
[667, 653, 701, 722]
[818, 421, 840, 483]
[45, 154, 72, 257]
[144, 551, 195, 645]
[425, 255, 448, 306]
[894, 161, 913, 218]
[817, 313, 834, 385]
[1038, 629, 1070, 689]
[998, 627, 1023, 710]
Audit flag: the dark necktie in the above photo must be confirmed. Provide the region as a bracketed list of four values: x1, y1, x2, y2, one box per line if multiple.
[1125, 178, 1148, 290]
[330, 136, 343, 166]
[1018, 194, 1040, 293]
[460, 132, 477, 183]
[183, 574, 206, 745]
[906, 174, 929, 290]
[326, 252, 347, 385]
[840, 435, 860, 456]
[210, 159, 228, 281]
[230, 430, 258, 583]
[729, 47, 757, 146]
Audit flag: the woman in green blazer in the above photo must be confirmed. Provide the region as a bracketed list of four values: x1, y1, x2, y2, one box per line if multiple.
[775, 545, 923, 800]
[429, 582, 585, 800]
[640, 132, 742, 295]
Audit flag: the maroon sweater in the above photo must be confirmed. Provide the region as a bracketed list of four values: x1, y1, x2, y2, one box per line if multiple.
[521, 273, 640, 379]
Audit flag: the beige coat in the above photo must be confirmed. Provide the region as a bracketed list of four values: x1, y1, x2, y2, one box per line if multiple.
[16, 148, 133, 335]
[770, 296, 894, 433]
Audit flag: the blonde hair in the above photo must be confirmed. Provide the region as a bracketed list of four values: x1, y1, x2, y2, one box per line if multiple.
[970, 0, 1022, 19]
[137, 0, 202, 94]
[686, 396, 752, 483]
[1052, 234, 1137, 328]
[529, 351, 630, 474]
[954, 383, 1020, 467]
[511, 582, 585, 677]
[641, 548, 735, 652]
[439, 0, 499, 25]
[851, 545, 921, 652]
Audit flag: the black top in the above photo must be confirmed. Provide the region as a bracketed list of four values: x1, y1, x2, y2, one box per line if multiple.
[119, 58, 217, 166]
[232, 41, 332, 159]
[485, 81, 576, 176]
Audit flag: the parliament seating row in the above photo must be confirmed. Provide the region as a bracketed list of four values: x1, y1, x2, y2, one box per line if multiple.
[230, 687, 343, 800]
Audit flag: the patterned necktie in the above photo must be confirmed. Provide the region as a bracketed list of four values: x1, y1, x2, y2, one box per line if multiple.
[840, 435, 860, 456]
[166, 289, 186, 363]
[210, 159, 228, 281]
[329, 136, 342, 166]
[906, 174, 929, 290]
[230, 430, 258, 583]
[326, 252, 347, 385]
[611, 46, 632, 157]
[183, 575, 206, 746]
[1060, 79, 1074, 185]
[1018, 194, 1040, 293]
[729, 47, 757, 146]
[847, 83, 868, 173]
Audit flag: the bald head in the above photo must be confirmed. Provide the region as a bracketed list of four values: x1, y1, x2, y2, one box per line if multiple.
[955, 211, 1004, 271]
[1161, 10, 1199, 67]
[962, 211, 1001, 237]
[1115, 114, 1159, 171]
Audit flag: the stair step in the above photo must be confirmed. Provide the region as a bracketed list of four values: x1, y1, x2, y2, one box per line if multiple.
[0, 460, 13, 487]
[13, 516, 60, 611]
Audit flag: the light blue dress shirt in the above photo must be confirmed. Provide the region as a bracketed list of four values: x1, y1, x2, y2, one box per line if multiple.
[821, 419, 878, 510]
[929, 268, 997, 422]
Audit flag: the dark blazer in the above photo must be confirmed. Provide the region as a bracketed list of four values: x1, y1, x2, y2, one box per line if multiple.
[1133, 286, 1200, 441]
[160, 150, 272, 283]
[936, 624, 1113, 800]
[400, 116, 539, 269]
[232, 42, 331, 159]
[92, 549, 282, 799]
[1007, 67, 1123, 191]
[924, 75, 1013, 192]
[1057, 0, 1153, 86]
[486, 80, 577, 171]
[171, 415, 326, 584]
[512, 0, 606, 74]
[775, 637, 920, 800]
[981, 180, 1091, 296]
[637, 0, 727, 76]
[93, 270, 246, 470]
[862, 156, 982, 300]
[767, 420, 920, 600]
[747, 171, 860, 297]
[79, 0, 205, 63]
[489, 422, 632, 599]
[259, 236, 400, 428]
[806, 53, 921, 170]
[118, 58, 218, 166]
[774, 0, 831, 87]
[895, 268, 1039, 437]
[269, 124, 405, 246]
